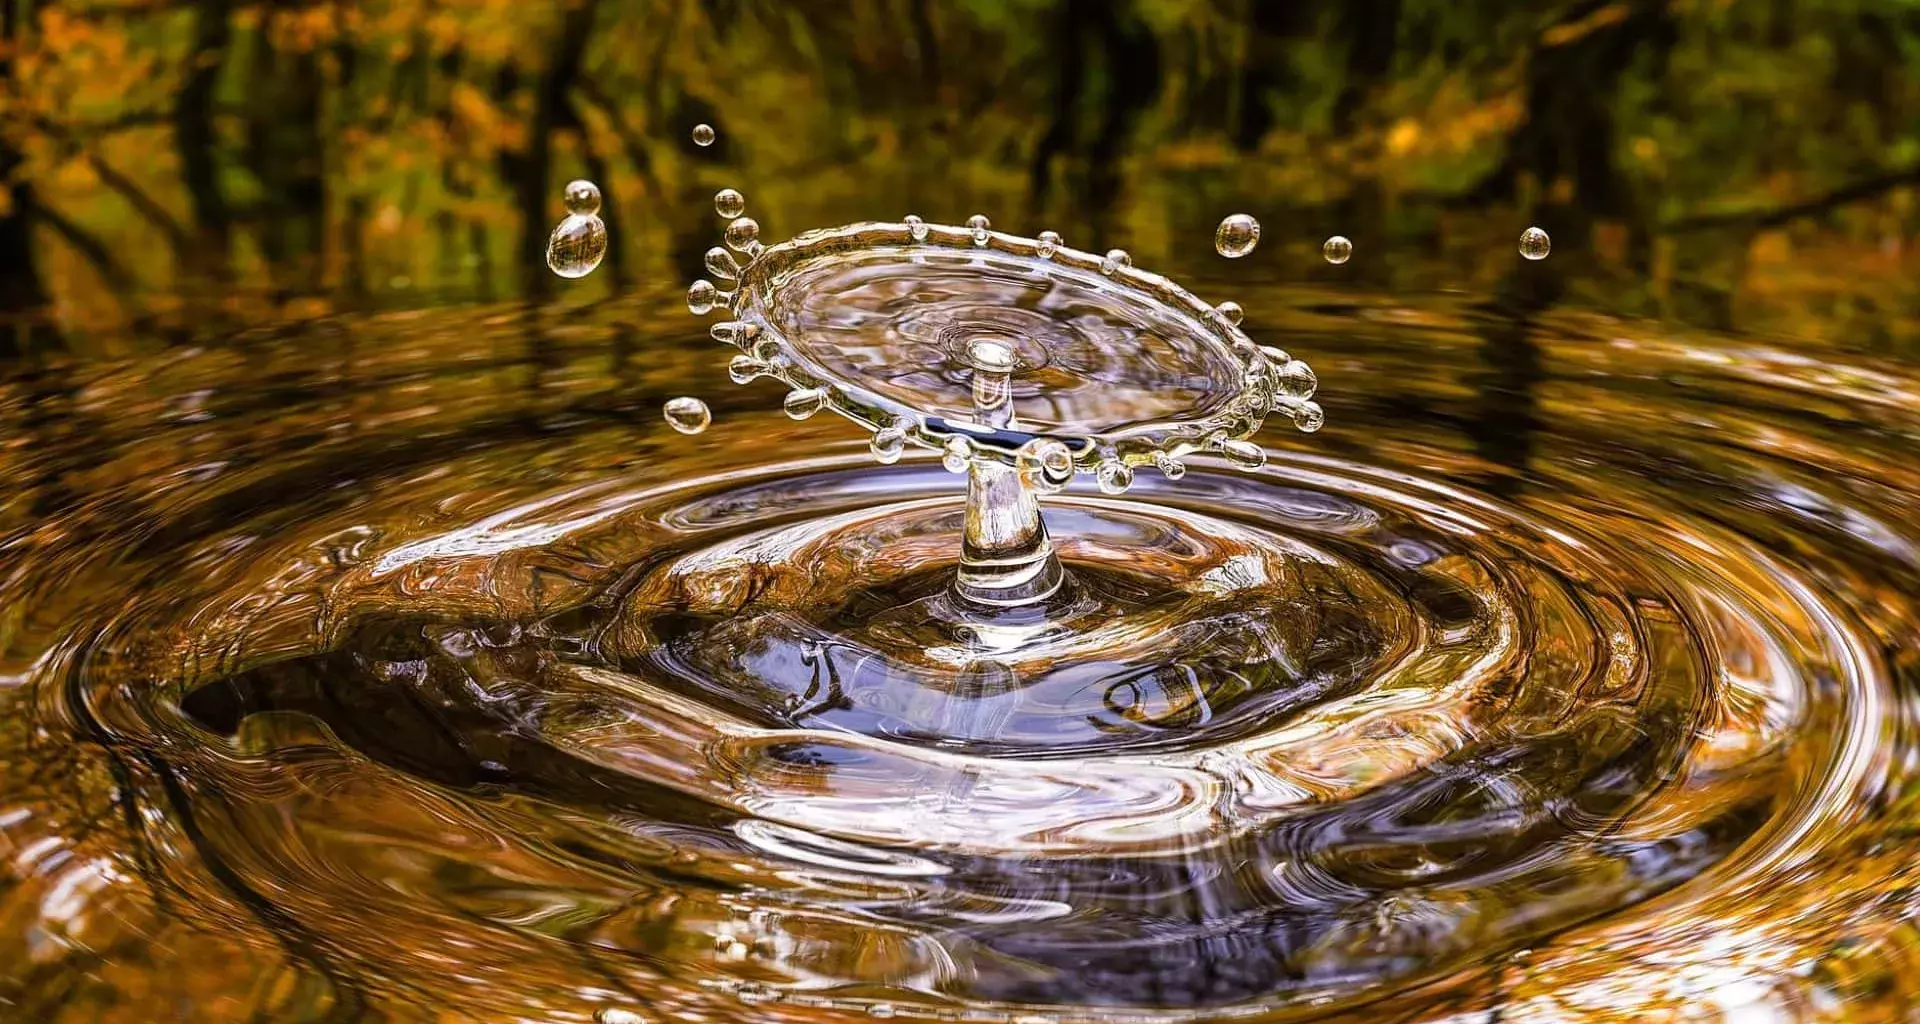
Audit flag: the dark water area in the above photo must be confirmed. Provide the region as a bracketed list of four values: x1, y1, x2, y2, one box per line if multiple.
[6, 3, 1920, 1023]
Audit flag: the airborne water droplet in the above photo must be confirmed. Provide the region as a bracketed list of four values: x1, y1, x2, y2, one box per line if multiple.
[714, 188, 746, 219]
[1036, 230, 1061, 259]
[1100, 249, 1131, 275]
[687, 280, 718, 315]
[692, 124, 716, 146]
[1215, 214, 1260, 258]
[725, 217, 762, 254]
[705, 246, 741, 281]
[546, 213, 607, 279]
[1215, 300, 1244, 326]
[1520, 226, 1552, 260]
[663, 397, 711, 435]
[563, 179, 601, 216]
[1323, 235, 1353, 265]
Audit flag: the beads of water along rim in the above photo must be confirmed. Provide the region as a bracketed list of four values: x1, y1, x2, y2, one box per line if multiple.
[663, 396, 711, 435]
[1215, 300, 1245, 326]
[692, 124, 716, 146]
[687, 280, 718, 314]
[1096, 459, 1134, 494]
[942, 436, 973, 473]
[1100, 249, 1132, 275]
[1221, 438, 1267, 470]
[725, 217, 762, 255]
[705, 246, 741, 281]
[714, 188, 746, 219]
[1293, 400, 1326, 432]
[966, 214, 990, 246]
[546, 211, 608, 279]
[783, 388, 826, 420]
[1215, 214, 1260, 258]
[905, 214, 928, 241]
[1323, 235, 1353, 265]
[1037, 230, 1061, 259]
[1520, 226, 1552, 260]
[563, 179, 601, 216]
[1018, 439, 1075, 493]
[1153, 452, 1186, 481]
[870, 427, 908, 464]
[1277, 360, 1317, 399]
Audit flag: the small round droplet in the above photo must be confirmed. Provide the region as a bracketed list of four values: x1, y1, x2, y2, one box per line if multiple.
[1323, 235, 1353, 265]
[1215, 300, 1244, 326]
[942, 436, 973, 473]
[1215, 214, 1261, 258]
[714, 188, 746, 219]
[725, 217, 761, 254]
[1221, 438, 1267, 470]
[1019, 439, 1075, 492]
[784, 388, 827, 420]
[687, 280, 718, 315]
[728, 355, 766, 384]
[1096, 459, 1134, 494]
[967, 214, 990, 247]
[1100, 249, 1131, 275]
[692, 124, 716, 147]
[563, 179, 602, 216]
[1153, 452, 1186, 481]
[1036, 230, 1061, 259]
[705, 246, 741, 281]
[905, 215, 928, 241]
[1278, 360, 1317, 399]
[546, 214, 607, 279]
[663, 397, 710, 435]
[1520, 226, 1552, 260]
[870, 428, 907, 465]
[1293, 400, 1326, 433]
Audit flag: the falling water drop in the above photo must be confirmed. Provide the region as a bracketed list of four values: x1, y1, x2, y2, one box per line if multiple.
[563, 179, 602, 216]
[942, 436, 973, 473]
[687, 280, 718, 315]
[1036, 230, 1061, 259]
[1096, 459, 1134, 494]
[1215, 214, 1261, 258]
[725, 217, 762, 255]
[966, 214, 991, 247]
[1293, 400, 1326, 433]
[546, 213, 607, 279]
[705, 246, 741, 281]
[714, 188, 746, 219]
[905, 214, 928, 241]
[1323, 235, 1354, 264]
[663, 397, 711, 435]
[1520, 226, 1552, 260]
[692, 124, 716, 146]
[783, 388, 827, 420]
[1100, 249, 1131, 275]
[1215, 300, 1244, 326]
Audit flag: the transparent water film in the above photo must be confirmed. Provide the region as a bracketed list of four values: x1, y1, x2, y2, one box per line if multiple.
[1323, 234, 1354, 264]
[663, 396, 711, 434]
[1520, 225, 1552, 260]
[1215, 213, 1260, 257]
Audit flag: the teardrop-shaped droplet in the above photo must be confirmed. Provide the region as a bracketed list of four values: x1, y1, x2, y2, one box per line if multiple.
[687, 280, 718, 315]
[1214, 214, 1260, 258]
[1323, 235, 1353, 264]
[1215, 300, 1244, 326]
[1036, 230, 1061, 259]
[546, 213, 608, 279]
[663, 396, 711, 435]
[783, 387, 827, 420]
[728, 355, 767, 384]
[1519, 226, 1552, 260]
[705, 246, 741, 281]
[870, 428, 907, 464]
[1292, 400, 1326, 433]
[1277, 360, 1317, 399]
[725, 217, 761, 254]
[1096, 459, 1134, 494]
[942, 436, 973, 473]
[1221, 438, 1267, 470]
[564, 179, 602, 216]
[692, 124, 716, 146]
[1100, 249, 1132, 275]
[714, 188, 746, 219]
[905, 215, 928, 242]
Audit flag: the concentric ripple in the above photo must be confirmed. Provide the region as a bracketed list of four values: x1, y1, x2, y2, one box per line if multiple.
[1, 293, 1916, 1022]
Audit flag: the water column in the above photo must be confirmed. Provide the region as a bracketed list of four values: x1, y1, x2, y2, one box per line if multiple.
[952, 338, 1067, 607]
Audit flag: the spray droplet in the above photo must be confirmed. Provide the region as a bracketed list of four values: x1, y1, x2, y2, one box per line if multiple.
[1019, 439, 1075, 493]
[1323, 235, 1353, 264]
[687, 280, 718, 315]
[1221, 438, 1267, 470]
[705, 246, 741, 281]
[663, 397, 711, 434]
[725, 217, 762, 254]
[728, 355, 766, 384]
[1215, 300, 1244, 326]
[1153, 452, 1186, 480]
[967, 214, 990, 247]
[546, 214, 607, 279]
[783, 387, 827, 420]
[1520, 226, 1552, 260]
[1096, 459, 1134, 494]
[904, 214, 928, 241]
[1277, 360, 1317, 399]
[1036, 230, 1061, 259]
[942, 436, 973, 473]
[714, 188, 746, 219]
[564, 179, 602, 216]
[1215, 214, 1260, 258]
[870, 428, 907, 464]
[1293, 400, 1326, 433]
[1100, 249, 1132, 275]
[692, 124, 716, 147]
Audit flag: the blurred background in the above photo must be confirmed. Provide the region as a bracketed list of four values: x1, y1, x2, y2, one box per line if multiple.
[1, 0, 1918, 355]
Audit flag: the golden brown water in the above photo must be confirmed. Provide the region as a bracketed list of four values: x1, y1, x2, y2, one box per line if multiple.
[6, 267, 1920, 1021]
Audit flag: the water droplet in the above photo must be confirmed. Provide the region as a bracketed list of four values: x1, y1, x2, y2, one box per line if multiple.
[905, 215, 928, 241]
[967, 214, 991, 247]
[1520, 226, 1552, 260]
[596, 1009, 650, 1024]
[1293, 400, 1326, 433]
[692, 124, 716, 146]
[710, 322, 758, 348]
[1323, 235, 1353, 264]
[942, 436, 973, 473]
[687, 280, 718, 315]
[705, 246, 741, 281]
[1260, 344, 1291, 364]
[1215, 214, 1260, 258]
[714, 188, 746, 219]
[564, 179, 602, 216]
[870, 428, 907, 464]
[546, 213, 607, 279]
[867, 1005, 897, 1019]
[967, 337, 1016, 372]
[663, 397, 711, 435]
[728, 355, 766, 384]
[1019, 439, 1075, 492]
[1215, 300, 1244, 326]
[1221, 438, 1267, 470]
[1153, 452, 1186, 480]
[1036, 230, 1061, 259]
[725, 217, 762, 254]
[1096, 460, 1134, 494]
[1277, 360, 1317, 399]
[784, 388, 827, 420]
[1100, 249, 1131, 275]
